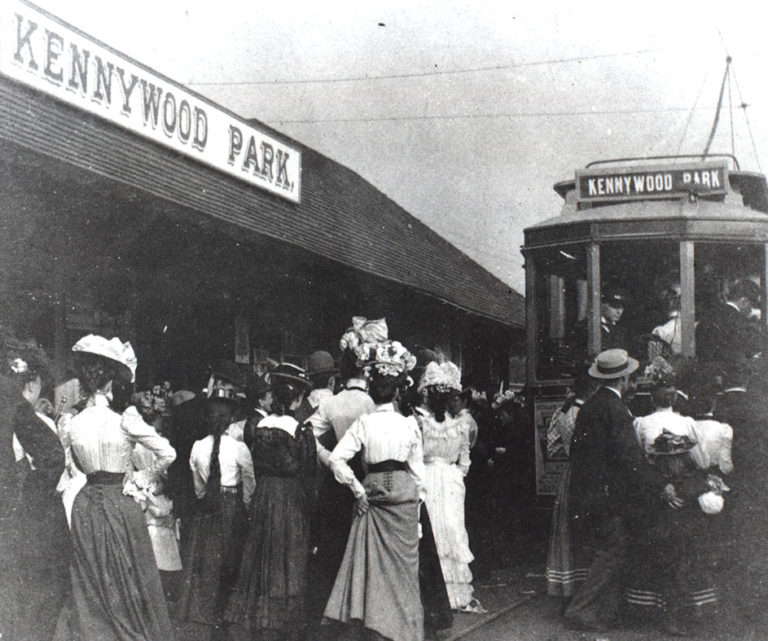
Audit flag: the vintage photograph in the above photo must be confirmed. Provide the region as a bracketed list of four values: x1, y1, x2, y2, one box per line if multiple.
[1, 1, 767, 639]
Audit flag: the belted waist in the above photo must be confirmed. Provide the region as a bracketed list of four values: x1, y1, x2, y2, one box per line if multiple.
[423, 457, 454, 465]
[220, 485, 241, 495]
[367, 460, 408, 474]
[86, 471, 125, 485]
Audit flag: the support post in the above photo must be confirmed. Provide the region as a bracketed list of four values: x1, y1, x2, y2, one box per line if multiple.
[679, 240, 696, 358]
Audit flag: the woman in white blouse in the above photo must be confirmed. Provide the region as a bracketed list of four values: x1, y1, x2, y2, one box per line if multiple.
[416, 361, 478, 612]
[323, 341, 425, 641]
[54, 335, 176, 641]
[177, 381, 254, 631]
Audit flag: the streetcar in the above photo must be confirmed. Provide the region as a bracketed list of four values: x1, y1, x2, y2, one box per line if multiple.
[521, 154, 768, 496]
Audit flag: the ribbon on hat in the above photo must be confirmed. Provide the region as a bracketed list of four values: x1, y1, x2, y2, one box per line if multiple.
[340, 317, 389, 352]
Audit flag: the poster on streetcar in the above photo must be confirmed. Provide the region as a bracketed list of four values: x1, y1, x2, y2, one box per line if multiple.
[533, 397, 568, 496]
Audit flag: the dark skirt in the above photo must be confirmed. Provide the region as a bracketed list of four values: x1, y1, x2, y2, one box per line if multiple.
[624, 508, 718, 621]
[16, 473, 71, 641]
[177, 490, 249, 625]
[323, 470, 423, 641]
[54, 478, 174, 641]
[224, 475, 310, 641]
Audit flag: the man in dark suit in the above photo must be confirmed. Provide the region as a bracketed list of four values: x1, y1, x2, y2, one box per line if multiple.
[564, 349, 674, 632]
[696, 279, 763, 371]
[713, 362, 768, 635]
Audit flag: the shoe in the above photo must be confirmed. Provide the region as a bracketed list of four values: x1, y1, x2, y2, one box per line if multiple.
[456, 598, 488, 614]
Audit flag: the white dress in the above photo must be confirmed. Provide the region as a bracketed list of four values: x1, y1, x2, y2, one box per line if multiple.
[418, 410, 474, 609]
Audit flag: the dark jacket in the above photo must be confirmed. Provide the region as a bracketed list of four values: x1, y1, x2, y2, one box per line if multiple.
[568, 386, 659, 523]
[696, 303, 762, 368]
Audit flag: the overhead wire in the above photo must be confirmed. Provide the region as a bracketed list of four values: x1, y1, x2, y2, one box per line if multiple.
[188, 47, 663, 86]
[730, 67, 762, 172]
[267, 106, 691, 125]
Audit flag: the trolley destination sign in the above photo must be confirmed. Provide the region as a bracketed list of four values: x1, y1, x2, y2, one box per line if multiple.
[0, 0, 301, 202]
[576, 162, 728, 203]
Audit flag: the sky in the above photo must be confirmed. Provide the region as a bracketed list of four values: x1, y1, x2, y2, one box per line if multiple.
[30, 0, 768, 294]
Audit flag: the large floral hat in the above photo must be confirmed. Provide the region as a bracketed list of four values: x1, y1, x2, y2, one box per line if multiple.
[339, 316, 388, 353]
[417, 361, 462, 393]
[72, 334, 137, 383]
[358, 340, 417, 379]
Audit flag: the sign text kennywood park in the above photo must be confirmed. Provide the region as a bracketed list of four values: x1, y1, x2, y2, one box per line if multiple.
[0, 0, 301, 202]
[576, 163, 728, 203]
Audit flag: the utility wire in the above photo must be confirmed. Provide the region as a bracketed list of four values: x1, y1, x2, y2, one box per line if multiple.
[731, 67, 763, 172]
[676, 70, 708, 155]
[267, 106, 690, 125]
[188, 47, 662, 86]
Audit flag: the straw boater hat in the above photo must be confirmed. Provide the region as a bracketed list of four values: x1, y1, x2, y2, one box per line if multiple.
[71, 334, 137, 383]
[588, 348, 639, 380]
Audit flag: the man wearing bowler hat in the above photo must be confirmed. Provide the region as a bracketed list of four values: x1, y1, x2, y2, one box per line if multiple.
[564, 349, 673, 632]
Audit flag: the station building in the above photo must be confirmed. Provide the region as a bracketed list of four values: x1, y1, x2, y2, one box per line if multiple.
[0, 0, 524, 390]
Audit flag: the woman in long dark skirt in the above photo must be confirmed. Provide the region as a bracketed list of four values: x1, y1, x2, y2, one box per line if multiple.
[6, 339, 70, 641]
[224, 363, 317, 641]
[177, 382, 254, 637]
[54, 334, 176, 641]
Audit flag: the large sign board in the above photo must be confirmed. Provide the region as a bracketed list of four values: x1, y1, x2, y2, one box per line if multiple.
[0, 0, 301, 202]
[576, 161, 728, 204]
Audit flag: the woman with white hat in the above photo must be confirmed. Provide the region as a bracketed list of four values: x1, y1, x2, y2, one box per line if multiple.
[416, 360, 481, 614]
[54, 335, 176, 641]
[224, 362, 317, 641]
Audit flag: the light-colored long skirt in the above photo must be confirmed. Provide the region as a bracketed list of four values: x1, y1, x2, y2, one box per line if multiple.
[324, 469, 423, 641]
[423, 458, 474, 608]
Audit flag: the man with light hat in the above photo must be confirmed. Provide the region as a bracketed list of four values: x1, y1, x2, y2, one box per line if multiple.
[564, 348, 671, 632]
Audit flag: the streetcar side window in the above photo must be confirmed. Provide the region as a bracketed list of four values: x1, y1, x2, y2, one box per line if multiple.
[534, 247, 587, 380]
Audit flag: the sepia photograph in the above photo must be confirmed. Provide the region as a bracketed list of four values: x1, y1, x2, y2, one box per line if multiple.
[1, 1, 767, 639]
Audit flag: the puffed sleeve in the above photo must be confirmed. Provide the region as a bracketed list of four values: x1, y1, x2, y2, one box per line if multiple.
[309, 400, 334, 468]
[719, 422, 734, 475]
[235, 441, 256, 505]
[457, 420, 471, 477]
[330, 417, 366, 499]
[189, 439, 207, 499]
[121, 406, 176, 478]
[406, 417, 426, 501]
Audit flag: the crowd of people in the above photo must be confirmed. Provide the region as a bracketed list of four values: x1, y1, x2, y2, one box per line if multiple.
[543, 274, 768, 637]
[0, 316, 523, 641]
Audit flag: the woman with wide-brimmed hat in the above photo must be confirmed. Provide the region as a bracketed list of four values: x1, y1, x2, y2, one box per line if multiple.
[177, 370, 254, 636]
[54, 334, 177, 641]
[224, 362, 317, 641]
